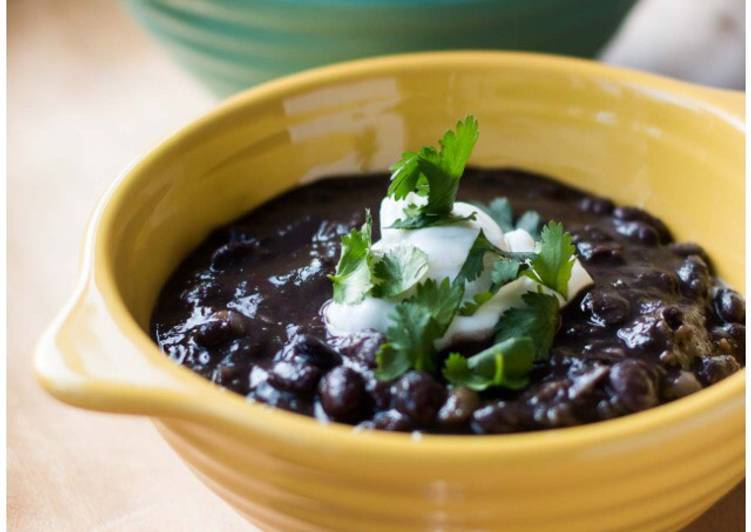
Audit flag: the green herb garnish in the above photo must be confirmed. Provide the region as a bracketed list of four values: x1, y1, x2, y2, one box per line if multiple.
[375, 278, 464, 380]
[329, 119, 581, 391]
[328, 210, 374, 304]
[524, 221, 575, 298]
[455, 231, 536, 286]
[388, 116, 479, 229]
[479, 197, 514, 232]
[494, 291, 560, 360]
[329, 213, 429, 303]
[371, 244, 429, 299]
[515, 210, 542, 239]
[477, 197, 543, 239]
[458, 257, 523, 316]
[442, 336, 536, 391]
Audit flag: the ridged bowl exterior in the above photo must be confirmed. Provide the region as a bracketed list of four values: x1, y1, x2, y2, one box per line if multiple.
[125, 0, 637, 96]
[35, 53, 744, 531]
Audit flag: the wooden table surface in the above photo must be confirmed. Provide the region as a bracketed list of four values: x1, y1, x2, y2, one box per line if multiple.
[7, 1, 744, 530]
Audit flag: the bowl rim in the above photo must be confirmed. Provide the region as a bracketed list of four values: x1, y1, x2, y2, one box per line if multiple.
[40, 51, 745, 458]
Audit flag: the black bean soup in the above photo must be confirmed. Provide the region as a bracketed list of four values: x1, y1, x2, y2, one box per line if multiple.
[150, 169, 744, 434]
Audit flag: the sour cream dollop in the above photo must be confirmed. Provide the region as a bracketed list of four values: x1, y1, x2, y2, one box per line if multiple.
[324, 196, 593, 349]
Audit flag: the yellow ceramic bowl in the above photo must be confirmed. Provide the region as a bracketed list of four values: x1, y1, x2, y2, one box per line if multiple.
[35, 52, 744, 531]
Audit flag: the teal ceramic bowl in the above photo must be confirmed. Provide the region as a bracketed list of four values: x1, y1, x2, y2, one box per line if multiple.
[126, 0, 636, 96]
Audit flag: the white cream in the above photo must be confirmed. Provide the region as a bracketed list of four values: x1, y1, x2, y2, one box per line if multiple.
[324, 198, 593, 348]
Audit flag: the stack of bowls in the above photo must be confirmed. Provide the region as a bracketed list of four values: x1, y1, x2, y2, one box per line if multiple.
[126, 0, 637, 96]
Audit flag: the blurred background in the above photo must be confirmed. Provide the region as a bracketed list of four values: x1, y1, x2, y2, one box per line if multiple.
[8, 0, 745, 530]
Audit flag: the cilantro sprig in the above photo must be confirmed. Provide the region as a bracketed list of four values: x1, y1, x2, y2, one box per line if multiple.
[475, 197, 543, 239]
[371, 244, 429, 299]
[328, 211, 374, 304]
[494, 291, 560, 360]
[442, 337, 536, 391]
[443, 292, 559, 389]
[329, 212, 429, 304]
[524, 221, 575, 298]
[388, 116, 479, 229]
[375, 279, 464, 380]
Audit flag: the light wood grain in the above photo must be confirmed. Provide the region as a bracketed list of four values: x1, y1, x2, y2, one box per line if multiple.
[7, 1, 743, 530]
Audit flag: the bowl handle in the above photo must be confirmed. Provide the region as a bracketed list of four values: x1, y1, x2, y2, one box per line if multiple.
[34, 277, 195, 417]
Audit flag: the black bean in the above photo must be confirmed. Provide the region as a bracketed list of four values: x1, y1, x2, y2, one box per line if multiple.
[211, 355, 249, 394]
[617, 315, 667, 350]
[211, 309, 247, 334]
[662, 371, 702, 400]
[210, 240, 257, 270]
[713, 288, 745, 324]
[364, 374, 392, 410]
[676, 256, 710, 298]
[582, 344, 627, 362]
[193, 319, 238, 348]
[722, 323, 746, 363]
[250, 380, 308, 413]
[571, 229, 611, 246]
[613, 206, 671, 243]
[568, 366, 609, 400]
[438, 387, 481, 427]
[532, 402, 579, 429]
[392, 371, 446, 427]
[366, 409, 413, 432]
[614, 220, 660, 246]
[328, 331, 384, 368]
[526, 380, 580, 429]
[267, 358, 322, 393]
[578, 196, 614, 215]
[661, 306, 684, 331]
[318, 367, 368, 422]
[226, 335, 270, 362]
[471, 401, 525, 434]
[694, 355, 741, 386]
[577, 241, 625, 264]
[608, 359, 659, 413]
[658, 350, 681, 368]
[285, 334, 341, 369]
[581, 288, 631, 326]
[669, 242, 712, 270]
[636, 269, 679, 294]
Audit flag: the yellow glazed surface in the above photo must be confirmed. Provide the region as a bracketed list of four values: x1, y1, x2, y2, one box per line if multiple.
[35, 52, 744, 531]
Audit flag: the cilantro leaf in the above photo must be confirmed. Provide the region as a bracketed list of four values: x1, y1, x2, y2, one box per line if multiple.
[371, 244, 429, 299]
[480, 197, 514, 232]
[375, 278, 464, 379]
[455, 231, 498, 285]
[386, 116, 479, 229]
[516, 210, 542, 239]
[455, 231, 535, 286]
[389, 211, 476, 230]
[435, 115, 480, 178]
[442, 337, 536, 391]
[376, 304, 435, 379]
[525, 221, 575, 297]
[490, 258, 521, 289]
[476, 197, 542, 239]
[328, 211, 374, 304]
[494, 291, 560, 360]
[387, 151, 421, 200]
[411, 277, 465, 331]
[458, 258, 523, 316]
[458, 291, 494, 316]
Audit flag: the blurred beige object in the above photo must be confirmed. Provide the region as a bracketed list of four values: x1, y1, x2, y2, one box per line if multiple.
[603, 0, 745, 88]
[6, 0, 744, 531]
